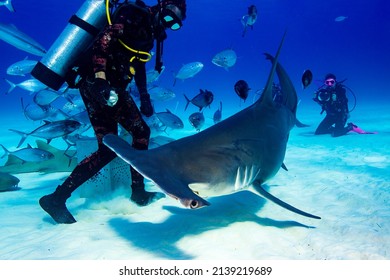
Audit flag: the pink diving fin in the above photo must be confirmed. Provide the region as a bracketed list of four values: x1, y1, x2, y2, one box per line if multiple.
[350, 123, 377, 134]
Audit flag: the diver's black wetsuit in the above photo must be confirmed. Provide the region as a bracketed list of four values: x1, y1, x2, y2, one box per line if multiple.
[313, 83, 351, 137]
[63, 3, 157, 195]
[39, 2, 166, 224]
[65, 83, 150, 199]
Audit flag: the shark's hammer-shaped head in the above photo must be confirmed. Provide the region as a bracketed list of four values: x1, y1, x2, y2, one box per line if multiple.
[159, 181, 211, 209]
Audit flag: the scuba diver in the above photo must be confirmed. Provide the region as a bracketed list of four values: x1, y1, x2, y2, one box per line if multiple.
[313, 73, 357, 137]
[39, 0, 187, 224]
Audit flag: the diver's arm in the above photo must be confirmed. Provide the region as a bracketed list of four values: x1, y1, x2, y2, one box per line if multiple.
[134, 61, 148, 94]
[91, 17, 125, 79]
[134, 60, 153, 116]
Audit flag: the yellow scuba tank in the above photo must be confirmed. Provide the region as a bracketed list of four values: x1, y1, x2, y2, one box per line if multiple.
[31, 0, 107, 90]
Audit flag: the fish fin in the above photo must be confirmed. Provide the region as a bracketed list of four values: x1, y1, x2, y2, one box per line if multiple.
[3, 154, 23, 166]
[4, 79, 16, 94]
[183, 94, 190, 111]
[281, 163, 288, 171]
[5, 1, 16, 12]
[252, 180, 321, 219]
[264, 52, 298, 114]
[20, 98, 28, 119]
[0, 144, 9, 158]
[35, 140, 60, 153]
[9, 129, 28, 148]
[258, 31, 287, 106]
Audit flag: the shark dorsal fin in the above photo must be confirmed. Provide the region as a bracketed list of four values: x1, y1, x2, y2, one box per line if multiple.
[259, 31, 287, 106]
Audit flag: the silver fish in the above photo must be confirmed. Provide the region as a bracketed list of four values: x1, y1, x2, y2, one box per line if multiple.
[148, 86, 176, 101]
[155, 109, 184, 130]
[189, 112, 205, 132]
[9, 119, 82, 148]
[335, 16, 348, 22]
[184, 89, 214, 111]
[21, 98, 52, 121]
[173, 62, 204, 86]
[33, 89, 63, 106]
[7, 58, 37, 76]
[5, 78, 47, 94]
[62, 96, 86, 113]
[127, 66, 166, 90]
[213, 101, 222, 124]
[0, 23, 46, 56]
[0, 140, 77, 174]
[147, 66, 165, 83]
[212, 49, 237, 70]
[0, 144, 54, 163]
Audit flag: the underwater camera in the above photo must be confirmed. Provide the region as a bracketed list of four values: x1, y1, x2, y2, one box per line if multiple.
[315, 89, 331, 104]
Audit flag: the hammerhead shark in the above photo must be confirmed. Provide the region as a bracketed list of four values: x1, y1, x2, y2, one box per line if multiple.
[104, 33, 320, 220]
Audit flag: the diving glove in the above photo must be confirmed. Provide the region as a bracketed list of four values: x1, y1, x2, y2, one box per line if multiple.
[107, 90, 118, 107]
[91, 78, 111, 106]
[140, 93, 153, 117]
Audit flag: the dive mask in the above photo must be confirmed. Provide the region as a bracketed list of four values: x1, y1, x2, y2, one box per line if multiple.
[325, 78, 336, 86]
[161, 6, 182, 30]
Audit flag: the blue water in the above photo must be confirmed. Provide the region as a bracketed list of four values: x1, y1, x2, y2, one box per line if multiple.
[1, 1, 390, 261]
[1, 0, 389, 119]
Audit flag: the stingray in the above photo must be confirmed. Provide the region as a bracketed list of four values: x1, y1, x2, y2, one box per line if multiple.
[104, 33, 320, 220]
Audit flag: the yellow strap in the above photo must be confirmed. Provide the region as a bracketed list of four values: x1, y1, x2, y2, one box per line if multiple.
[105, 0, 152, 63]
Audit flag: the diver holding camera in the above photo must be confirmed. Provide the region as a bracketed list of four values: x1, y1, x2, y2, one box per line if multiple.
[313, 73, 356, 137]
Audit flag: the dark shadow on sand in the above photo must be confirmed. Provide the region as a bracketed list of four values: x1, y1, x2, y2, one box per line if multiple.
[109, 190, 315, 259]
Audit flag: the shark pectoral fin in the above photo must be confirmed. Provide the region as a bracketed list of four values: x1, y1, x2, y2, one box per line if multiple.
[252, 180, 321, 220]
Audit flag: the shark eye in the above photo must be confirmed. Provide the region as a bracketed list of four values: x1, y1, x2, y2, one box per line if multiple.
[190, 200, 199, 209]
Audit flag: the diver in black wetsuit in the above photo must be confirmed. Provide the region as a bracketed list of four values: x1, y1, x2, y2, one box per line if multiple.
[313, 73, 355, 137]
[39, 0, 187, 224]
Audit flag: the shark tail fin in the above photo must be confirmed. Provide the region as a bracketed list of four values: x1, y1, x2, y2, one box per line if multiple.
[9, 129, 28, 148]
[252, 180, 321, 220]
